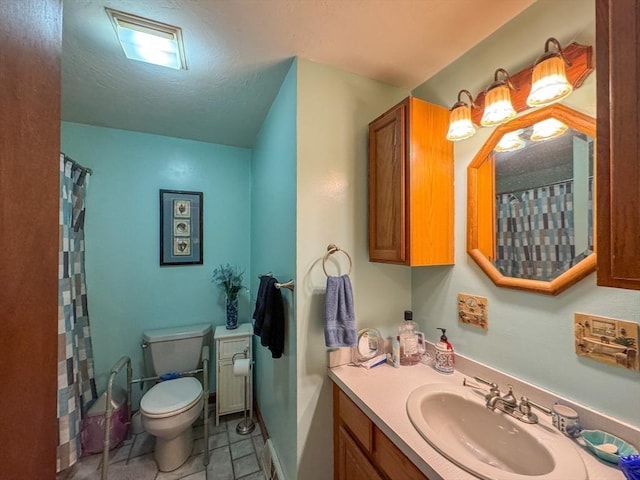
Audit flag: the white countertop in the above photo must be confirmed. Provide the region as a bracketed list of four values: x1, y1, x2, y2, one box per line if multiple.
[328, 361, 625, 480]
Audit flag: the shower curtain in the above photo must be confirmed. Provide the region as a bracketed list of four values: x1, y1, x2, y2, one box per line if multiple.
[57, 154, 97, 472]
[494, 178, 593, 281]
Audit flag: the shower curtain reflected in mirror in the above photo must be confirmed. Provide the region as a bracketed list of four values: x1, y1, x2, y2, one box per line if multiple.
[57, 154, 97, 472]
[494, 177, 593, 281]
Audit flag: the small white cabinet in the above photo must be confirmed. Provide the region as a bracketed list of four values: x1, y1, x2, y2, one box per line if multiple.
[214, 323, 253, 425]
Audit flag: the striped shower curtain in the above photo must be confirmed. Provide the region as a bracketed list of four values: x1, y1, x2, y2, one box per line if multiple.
[57, 154, 97, 472]
[494, 178, 593, 281]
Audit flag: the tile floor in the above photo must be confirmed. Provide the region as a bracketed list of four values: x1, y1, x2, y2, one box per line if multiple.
[57, 407, 267, 480]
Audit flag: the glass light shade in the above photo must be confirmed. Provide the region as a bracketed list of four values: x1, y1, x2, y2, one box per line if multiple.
[530, 118, 568, 141]
[446, 104, 476, 141]
[106, 9, 187, 70]
[526, 56, 573, 107]
[495, 130, 525, 152]
[118, 24, 182, 69]
[480, 84, 517, 127]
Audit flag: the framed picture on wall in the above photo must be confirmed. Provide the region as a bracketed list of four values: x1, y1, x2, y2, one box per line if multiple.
[160, 189, 203, 265]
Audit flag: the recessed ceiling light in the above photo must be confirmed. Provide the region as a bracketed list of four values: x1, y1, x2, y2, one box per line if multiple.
[105, 8, 187, 70]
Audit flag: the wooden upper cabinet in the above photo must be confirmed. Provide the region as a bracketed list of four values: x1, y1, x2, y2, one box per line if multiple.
[596, 0, 640, 290]
[368, 97, 454, 266]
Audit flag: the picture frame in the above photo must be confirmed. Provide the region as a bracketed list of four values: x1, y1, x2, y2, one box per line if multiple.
[160, 189, 203, 265]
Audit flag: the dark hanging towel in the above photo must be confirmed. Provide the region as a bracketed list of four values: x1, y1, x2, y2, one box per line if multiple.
[253, 276, 285, 358]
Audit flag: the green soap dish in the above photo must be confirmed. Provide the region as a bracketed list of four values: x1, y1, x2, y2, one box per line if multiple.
[580, 429, 639, 464]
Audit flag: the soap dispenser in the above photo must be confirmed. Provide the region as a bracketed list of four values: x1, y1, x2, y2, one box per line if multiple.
[434, 328, 455, 374]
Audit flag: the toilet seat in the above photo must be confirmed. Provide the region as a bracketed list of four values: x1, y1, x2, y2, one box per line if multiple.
[141, 376, 203, 418]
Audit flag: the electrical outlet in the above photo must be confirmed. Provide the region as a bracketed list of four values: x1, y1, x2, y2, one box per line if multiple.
[457, 293, 488, 330]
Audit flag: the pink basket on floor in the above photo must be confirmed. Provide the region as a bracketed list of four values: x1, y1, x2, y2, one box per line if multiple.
[80, 385, 129, 454]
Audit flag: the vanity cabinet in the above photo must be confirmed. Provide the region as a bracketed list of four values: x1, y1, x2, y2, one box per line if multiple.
[333, 383, 429, 480]
[368, 96, 454, 266]
[337, 426, 384, 480]
[596, 0, 640, 290]
[214, 323, 253, 425]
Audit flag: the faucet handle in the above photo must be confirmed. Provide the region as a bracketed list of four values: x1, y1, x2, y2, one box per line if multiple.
[474, 376, 500, 395]
[519, 396, 552, 424]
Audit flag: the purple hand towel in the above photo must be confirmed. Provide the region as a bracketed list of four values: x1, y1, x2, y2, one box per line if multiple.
[324, 275, 357, 348]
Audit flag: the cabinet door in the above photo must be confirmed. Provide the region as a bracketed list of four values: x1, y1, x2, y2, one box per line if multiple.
[217, 360, 246, 415]
[596, 0, 640, 289]
[337, 426, 384, 480]
[374, 427, 429, 480]
[369, 101, 407, 263]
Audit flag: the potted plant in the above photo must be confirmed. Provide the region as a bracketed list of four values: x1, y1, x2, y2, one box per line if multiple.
[212, 264, 245, 329]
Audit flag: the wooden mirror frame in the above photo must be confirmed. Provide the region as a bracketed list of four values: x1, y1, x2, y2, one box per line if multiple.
[467, 103, 596, 295]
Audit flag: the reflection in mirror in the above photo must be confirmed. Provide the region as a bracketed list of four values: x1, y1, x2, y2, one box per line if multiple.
[353, 328, 383, 364]
[494, 121, 594, 281]
[467, 103, 596, 295]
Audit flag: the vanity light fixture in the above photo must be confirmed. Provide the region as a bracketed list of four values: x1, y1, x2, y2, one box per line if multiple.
[106, 8, 187, 70]
[444, 41, 592, 142]
[526, 38, 572, 107]
[495, 129, 526, 152]
[480, 68, 519, 127]
[446, 89, 478, 142]
[530, 118, 568, 141]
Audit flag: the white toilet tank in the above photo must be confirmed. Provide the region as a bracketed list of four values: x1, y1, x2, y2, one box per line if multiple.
[143, 323, 212, 376]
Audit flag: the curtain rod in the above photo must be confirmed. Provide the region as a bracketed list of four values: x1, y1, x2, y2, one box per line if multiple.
[62, 153, 93, 175]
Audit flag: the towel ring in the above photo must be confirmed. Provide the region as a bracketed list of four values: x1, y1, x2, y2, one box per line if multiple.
[322, 244, 352, 277]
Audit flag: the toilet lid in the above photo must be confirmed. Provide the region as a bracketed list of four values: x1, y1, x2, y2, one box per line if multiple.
[140, 377, 203, 417]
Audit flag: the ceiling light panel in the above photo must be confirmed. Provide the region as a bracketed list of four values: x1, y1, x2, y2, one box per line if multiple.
[105, 8, 187, 70]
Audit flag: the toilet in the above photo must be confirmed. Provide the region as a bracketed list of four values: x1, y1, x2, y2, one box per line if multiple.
[139, 323, 211, 472]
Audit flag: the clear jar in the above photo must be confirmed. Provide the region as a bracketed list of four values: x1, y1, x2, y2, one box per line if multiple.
[399, 310, 420, 366]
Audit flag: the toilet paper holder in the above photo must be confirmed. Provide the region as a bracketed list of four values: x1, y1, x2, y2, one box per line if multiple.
[232, 348, 255, 435]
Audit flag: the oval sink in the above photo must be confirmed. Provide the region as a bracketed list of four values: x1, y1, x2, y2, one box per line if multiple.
[406, 383, 587, 480]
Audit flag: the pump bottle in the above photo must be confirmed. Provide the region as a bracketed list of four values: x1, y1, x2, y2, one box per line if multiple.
[399, 310, 421, 366]
[434, 327, 455, 374]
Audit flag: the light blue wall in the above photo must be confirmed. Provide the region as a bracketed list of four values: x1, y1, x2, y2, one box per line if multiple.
[250, 60, 298, 480]
[411, 0, 640, 428]
[61, 122, 252, 400]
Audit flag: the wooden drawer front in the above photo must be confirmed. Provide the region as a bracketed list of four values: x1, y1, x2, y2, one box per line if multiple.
[338, 426, 384, 480]
[217, 338, 250, 360]
[374, 427, 429, 480]
[338, 389, 373, 453]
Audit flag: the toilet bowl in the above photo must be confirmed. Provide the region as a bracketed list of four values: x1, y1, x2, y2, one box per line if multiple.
[140, 376, 204, 472]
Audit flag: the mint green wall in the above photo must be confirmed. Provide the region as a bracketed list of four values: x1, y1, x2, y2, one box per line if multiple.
[250, 61, 297, 480]
[61, 122, 252, 401]
[412, 0, 640, 428]
[296, 58, 409, 480]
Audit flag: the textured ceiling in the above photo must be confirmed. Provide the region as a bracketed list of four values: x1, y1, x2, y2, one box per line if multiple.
[62, 0, 536, 148]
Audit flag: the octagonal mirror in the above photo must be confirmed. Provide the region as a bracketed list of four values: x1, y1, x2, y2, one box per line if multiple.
[467, 103, 596, 295]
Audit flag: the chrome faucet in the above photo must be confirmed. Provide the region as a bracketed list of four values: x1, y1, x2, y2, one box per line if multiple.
[486, 384, 518, 413]
[473, 376, 516, 411]
[464, 377, 552, 424]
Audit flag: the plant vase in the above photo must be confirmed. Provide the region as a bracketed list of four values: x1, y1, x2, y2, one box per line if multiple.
[226, 296, 239, 330]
